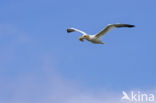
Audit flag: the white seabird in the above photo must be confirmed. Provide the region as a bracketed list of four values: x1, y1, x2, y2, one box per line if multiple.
[67, 24, 135, 44]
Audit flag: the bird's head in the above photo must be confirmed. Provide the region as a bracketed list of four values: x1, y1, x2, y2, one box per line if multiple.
[79, 35, 89, 42]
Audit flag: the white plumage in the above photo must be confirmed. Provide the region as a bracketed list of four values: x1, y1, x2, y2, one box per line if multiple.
[67, 24, 135, 44]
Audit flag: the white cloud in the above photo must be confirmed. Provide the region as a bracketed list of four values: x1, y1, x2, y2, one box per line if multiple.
[1, 57, 155, 103]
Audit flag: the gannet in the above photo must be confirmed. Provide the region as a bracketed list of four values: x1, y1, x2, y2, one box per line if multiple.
[67, 24, 135, 44]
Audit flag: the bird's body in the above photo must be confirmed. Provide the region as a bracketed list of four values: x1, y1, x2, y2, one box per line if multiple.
[84, 35, 104, 44]
[67, 24, 135, 44]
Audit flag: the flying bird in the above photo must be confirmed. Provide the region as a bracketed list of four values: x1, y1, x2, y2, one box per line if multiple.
[67, 24, 135, 44]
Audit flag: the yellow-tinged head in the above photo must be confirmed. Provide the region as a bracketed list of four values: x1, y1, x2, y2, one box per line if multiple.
[79, 35, 90, 42]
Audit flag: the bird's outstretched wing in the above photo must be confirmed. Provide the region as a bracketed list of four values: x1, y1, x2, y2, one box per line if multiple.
[95, 24, 135, 38]
[67, 28, 87, 35]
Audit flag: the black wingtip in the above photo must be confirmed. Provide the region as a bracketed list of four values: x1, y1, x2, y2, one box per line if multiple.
[127, 24, 135, 28]
[67, 28, 74, 33]
[115, 24, 135, 28]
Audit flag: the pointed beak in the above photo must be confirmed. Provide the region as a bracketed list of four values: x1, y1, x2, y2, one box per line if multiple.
[79, 37, 84, 42]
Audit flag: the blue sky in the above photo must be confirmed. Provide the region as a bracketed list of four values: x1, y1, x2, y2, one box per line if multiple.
[0, 0, 156, 103]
